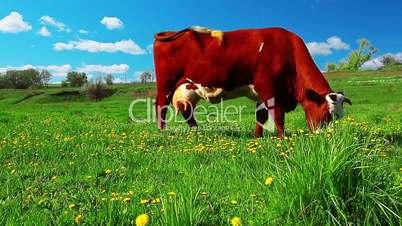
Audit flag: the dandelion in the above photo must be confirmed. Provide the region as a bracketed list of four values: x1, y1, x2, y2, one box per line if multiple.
[231, 216, 241, 226]
[105, 169, 112, 174]
[74, 214, 82, 224]
[140, 199, 150, 205]
[151, 198, 161, 204]
[135, 213, 150, 226]
[123, 197, 131, 202]
[230, 200, 238, 205]
[68, 204, 76, 209]
[265, 177, 273, 185]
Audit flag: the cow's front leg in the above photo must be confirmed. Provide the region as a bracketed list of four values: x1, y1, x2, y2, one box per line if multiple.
[271, 105, 285, 138]
[255, 102, 268, 138]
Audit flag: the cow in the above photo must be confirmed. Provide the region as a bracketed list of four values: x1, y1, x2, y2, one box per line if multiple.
[153, 26, 351, 137]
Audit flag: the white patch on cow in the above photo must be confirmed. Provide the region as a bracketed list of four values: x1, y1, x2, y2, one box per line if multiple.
[186, 78, 260, 104]
[172, 83, 200, 114]
[259, 42, 264, 52]
[325, 93, 345, 119]
[172, 80, 261, 113]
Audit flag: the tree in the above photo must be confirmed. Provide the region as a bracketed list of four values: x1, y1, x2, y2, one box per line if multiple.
[66, 71, 88, 87]
[0, 74, 11, 89]
[343, 38, 377, 71]
[4, 69, 40, 89]
[39, 70, 52, 87]
[140, 71, 152, 83]
[380, 54, 401, 66]
[139, 70, 155, 83]
[105, 74, 114, 85]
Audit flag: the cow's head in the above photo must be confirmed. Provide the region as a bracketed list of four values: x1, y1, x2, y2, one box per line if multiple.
[325, 92, 352, 119]
[304, 89, 352, 129]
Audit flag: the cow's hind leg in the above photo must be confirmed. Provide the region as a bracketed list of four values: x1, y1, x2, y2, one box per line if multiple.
[181, 105, 198, 127]
[156, 94, 169, 130]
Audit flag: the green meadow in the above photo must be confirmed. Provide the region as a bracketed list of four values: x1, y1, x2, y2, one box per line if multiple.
[0, 70, 401, 225]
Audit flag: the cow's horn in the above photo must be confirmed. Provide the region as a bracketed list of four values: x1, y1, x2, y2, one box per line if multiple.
[343, 97, 352, 105]
[325, 93, 336, 103]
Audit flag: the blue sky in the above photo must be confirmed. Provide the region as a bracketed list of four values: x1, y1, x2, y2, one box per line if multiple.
[0, 0, 401, 82]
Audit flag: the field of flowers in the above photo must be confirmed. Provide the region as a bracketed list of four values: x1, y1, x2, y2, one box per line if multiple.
[0, 71, 401, 225]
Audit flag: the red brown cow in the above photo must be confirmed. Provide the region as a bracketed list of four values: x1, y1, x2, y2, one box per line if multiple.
[153, 26, 351, 137]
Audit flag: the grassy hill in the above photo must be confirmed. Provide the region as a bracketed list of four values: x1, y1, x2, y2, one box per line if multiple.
[0, 71, 401, 225]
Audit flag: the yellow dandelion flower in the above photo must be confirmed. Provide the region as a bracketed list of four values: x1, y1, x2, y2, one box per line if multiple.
[74, 214, 82, 224]
[135, 213, 150, 226]
[265, 177, 273, 185]
[105, 169, 112, 174]
[167, 192, 176, 196]
[201, 192, 208, 196]
[231, 216, 241, 226]
[68, 204, 76, 209]
[123, 197, 131, 202]
[230, 200, 238, 205]
[151, 198, 161, 204]
[140, 199, 150, 205]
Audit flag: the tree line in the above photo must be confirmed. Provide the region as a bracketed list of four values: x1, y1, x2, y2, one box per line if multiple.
[0, 69, 51, 89]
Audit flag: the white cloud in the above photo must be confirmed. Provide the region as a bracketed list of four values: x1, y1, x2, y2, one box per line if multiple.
[307, 36, 349, 56]
[146, 44, 153, 53]
[78, 29, 88, 34]
[0, 64, 72, 77]
[77, 64, 129, 74]
[54, 39, 146, 55]
[39, 15, 70, 32]
[0, 12, 32, 33]
[100, 16, 123, 30]
[360, 52, 402, 70]
[38, 26, 51, 37]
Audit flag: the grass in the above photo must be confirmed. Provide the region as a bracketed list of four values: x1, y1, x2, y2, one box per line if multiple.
[0, 71, 401, 225]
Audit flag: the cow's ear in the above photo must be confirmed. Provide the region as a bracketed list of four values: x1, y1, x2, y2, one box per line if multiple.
[305, 89, 325, 105]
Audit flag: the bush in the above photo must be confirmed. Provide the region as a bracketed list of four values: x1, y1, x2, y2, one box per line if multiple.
[325, 63, 337, 72]
[85, 80, 115, 101]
